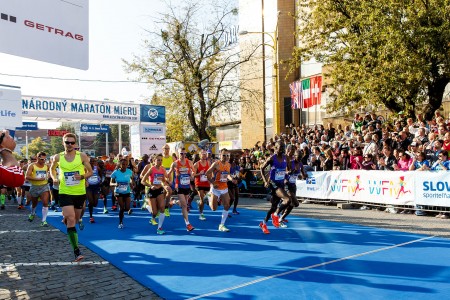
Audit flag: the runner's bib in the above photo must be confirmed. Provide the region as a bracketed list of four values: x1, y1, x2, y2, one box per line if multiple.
[220, 172, 228, 182]
[64, 171, 80, 186]
[36, 170, 47, 179]
[275, 169, 286, 181]
[153, 174, 163, 185]
[200, 174, 208, 182]
[117, 182, 128, 193]
[180, 174, 190, 185]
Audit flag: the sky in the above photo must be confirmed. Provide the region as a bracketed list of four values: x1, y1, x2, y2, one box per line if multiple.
[0, 0, 170, 105]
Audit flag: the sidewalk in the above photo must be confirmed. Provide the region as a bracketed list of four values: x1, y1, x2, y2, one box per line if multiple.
[0, 201, 161, 300]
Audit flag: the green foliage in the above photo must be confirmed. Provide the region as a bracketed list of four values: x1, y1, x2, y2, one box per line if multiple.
[49, 124, 76, 155]
[21, 137, 51, 158]
[293, 0, 450, 120]
[124, 0, 261, 140]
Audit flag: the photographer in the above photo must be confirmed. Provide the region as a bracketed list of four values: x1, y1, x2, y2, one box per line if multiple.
[0, 130, 24, 187]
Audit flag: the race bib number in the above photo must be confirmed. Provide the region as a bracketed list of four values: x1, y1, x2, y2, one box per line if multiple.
[220, 172, 228, 182]
[153, 174, 163, 185]
[275, 169, 285, 181]
[36, 170, 47, 179]
[64, 172, 80, 186]
[289, 175, 297, 184]
[105, 170, 113, 178]
[117, 182, 128, 193]
[200, 174, 208, 182]
[88, 175, 100, 185]
[180, 175, 190, 186]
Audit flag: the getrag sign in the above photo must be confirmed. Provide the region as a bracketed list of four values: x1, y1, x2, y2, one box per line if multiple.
[0, 0, 89, 70]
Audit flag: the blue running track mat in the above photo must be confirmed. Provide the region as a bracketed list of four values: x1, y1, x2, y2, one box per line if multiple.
[36, 202, 450, 300]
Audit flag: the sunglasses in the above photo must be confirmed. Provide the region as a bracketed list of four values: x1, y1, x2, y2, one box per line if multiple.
[180, 152, 186, 155]
[64, 141, 76, 145]
[163, 148, 170, 150]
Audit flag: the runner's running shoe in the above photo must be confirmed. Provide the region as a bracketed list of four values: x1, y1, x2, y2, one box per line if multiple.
[164, 208, 170, 217]
[118, 223, 124, 229]
[157, 228, 165, 235]
[40, 221, 48, 227]
[259, 222, 270, 234]
[199, 214, 206, 221]
[150, 218, 158, 226]
[271, 213, 280, 228]
[74, 248, 84, 262]
[218, 224, 230, 232]
[186, 224, 195, 231]
[28, 214, 34, 222]
[78, 220, 85, 230]
[103, 208, 109, 214]
[89, 217, 95, 223]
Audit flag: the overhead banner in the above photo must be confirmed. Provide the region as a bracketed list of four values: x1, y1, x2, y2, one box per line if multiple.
[80, 124, 109, 133]
[21, 96, 166, 124]
[0, 0, 89, 69]
[0, 87, 22, 129]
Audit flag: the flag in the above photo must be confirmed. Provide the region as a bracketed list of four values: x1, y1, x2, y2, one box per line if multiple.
[302, 78, 311, 108]
[311, 75, 322, 106]
[289, 80, 302, 109]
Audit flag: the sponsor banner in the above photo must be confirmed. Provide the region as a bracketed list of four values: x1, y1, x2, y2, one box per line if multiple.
[0, 87, 22, 129]
[80, 124, 109, 133]
[296, 171, 329, 199]
[48, 129, 69, 136]
[0, 0, 89, 69]
[327, 170, 415, 205]
[140, 104, 165, 123]
[218, 140, 242, 150]
[414, 171, 450, 206]
[15, 121, 38, 130]
[130, 124, 166, 158]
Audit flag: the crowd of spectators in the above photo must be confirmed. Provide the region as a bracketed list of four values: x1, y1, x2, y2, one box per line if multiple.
[239, 110, 450, 218]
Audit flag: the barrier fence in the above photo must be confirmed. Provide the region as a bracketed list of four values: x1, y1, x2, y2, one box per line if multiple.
[294, 170, 450, 213]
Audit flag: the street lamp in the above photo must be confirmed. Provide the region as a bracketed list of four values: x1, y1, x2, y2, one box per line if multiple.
[240, 28, 280, 136]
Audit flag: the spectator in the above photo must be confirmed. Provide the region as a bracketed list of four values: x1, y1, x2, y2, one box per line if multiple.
[378, 146, 397, 170]
[320, 148, 334, 171]
[394, 150, 413, 171]
[431, 150, 450, 171]
[349, 147, 363, 170]
[409, 151, 430, 171]
[359, 153, 376, 170]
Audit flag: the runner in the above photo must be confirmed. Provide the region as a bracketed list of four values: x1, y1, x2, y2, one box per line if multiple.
[86, 157, 103, 223]
[49, 156, 60, 212]
[205, 148, 232, 232]
[110, 158, 135, 229]
[161, 144, 175, 217]
[102, 153, 117, 213]
[50, 133, 93, 262]
[25, 152, 51, 226]
[192, 150, 210, 221]
[141, 153, 168, 234]
[279, 148, 307, 227]
[134, 154, 150, 208]
[228, 155, 241, 215]
[168, 148, 195, 231]
[19, 159, 31, 210]
[259, 141, 291, 234]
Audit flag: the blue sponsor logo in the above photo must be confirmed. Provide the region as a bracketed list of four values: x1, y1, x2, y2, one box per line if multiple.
[140, 104, 165, 123]
[423, 181, 450, 192]
[306, 178, 316, 184]
[80, 124, 109, 133]
[15, 122, 38, 131]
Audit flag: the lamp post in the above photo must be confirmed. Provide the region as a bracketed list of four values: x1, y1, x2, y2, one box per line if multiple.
[240, 26, 280, 136]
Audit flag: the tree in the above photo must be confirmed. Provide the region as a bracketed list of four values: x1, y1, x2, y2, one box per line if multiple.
[49, 124, 76, 155]
[124, 0, 261, 140]
[21, 137, 51, 158]
[292, 0, 450, 120]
